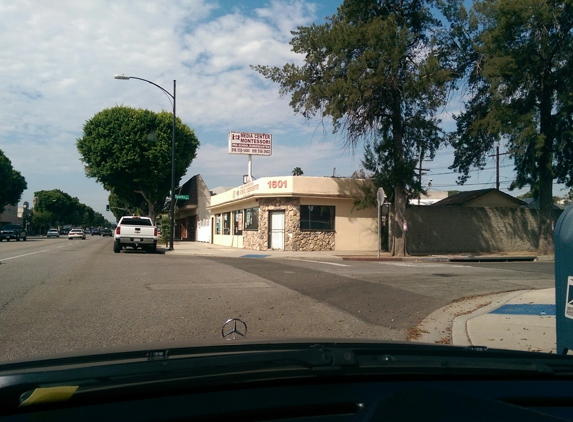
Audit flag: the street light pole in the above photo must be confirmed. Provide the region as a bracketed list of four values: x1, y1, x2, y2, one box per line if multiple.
[114, 74, 176, 251]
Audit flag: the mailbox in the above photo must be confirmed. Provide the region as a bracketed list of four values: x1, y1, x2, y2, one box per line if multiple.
[555, 204, 573, 354]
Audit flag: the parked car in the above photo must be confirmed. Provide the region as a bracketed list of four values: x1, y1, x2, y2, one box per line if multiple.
[101, 228, 112, 237]
[47, 228, 60, 238]
[0, 224, 27, 241]
[68, 228, 86, 240]
[114, 216, 157, 253]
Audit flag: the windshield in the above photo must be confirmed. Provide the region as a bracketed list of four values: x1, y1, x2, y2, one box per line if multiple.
[0, 0, 568, 366]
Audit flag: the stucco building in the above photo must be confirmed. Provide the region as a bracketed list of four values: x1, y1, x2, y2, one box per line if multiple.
[208, 176, 378, 251]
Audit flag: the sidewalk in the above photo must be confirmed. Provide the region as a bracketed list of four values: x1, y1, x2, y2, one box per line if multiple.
[454, 289, 556, 352]
[167, 241, 557, 353]
[412, 288, 557, 353]
[165, 241, 398, 260]
[166, 241, 542, 262]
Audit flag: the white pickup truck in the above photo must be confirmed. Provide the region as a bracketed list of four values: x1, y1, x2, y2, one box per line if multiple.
[113, 216, 158, 253]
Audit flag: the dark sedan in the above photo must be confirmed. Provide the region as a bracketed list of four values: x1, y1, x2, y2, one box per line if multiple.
[0, 224, 27, 241]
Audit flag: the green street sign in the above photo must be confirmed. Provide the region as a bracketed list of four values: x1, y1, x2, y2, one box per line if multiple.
[174, 194, 189, 200]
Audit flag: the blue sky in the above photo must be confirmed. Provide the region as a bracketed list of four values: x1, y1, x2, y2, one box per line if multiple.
[0, 0, 563, 222]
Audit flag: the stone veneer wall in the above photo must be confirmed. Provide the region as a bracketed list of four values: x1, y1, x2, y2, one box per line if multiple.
[292, 230, 335, 252]
[242, 197, 335, 251]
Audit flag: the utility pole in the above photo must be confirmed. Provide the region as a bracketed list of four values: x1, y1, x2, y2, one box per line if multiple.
[417, 152, 430, 205]
[488, 145, 509, 190]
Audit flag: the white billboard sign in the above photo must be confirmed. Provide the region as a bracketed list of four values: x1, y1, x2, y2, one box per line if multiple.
[228, 132, 272, 156]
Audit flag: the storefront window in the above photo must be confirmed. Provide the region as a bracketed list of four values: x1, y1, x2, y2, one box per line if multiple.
[300, 205, 335, 231]
[215, 214, 221, 235]
[234, 210, 243, 235]
[244, 207, 259, 231]
[223, 212, 230, 235]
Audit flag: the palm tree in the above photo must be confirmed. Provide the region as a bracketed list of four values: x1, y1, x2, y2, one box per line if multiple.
[292, 167, 303, 176]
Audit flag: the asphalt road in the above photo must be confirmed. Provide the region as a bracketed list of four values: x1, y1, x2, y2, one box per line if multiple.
[0, 237, 555, 362]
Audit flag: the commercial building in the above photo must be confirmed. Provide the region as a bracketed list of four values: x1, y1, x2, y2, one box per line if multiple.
[208, 176, 378, 251]
[173, 174, 211, 242]
[0, 204, 22, 226]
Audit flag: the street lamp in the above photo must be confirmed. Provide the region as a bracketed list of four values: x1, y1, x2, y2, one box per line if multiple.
[114, 74, 176, 251]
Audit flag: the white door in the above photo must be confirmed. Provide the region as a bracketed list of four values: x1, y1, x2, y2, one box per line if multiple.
[269, 211, 285, 250]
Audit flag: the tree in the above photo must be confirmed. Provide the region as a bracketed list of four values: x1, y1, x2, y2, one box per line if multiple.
[253, 0, 457, 256]
[107, 191, 143, 222]
[292, 167, 304, 176]
[31, 210, 56, 235]
[33, 189, 109, 229]
[92, 212, 107, 228]
[449, 0, 573, 255]
[76, 106, 200, 223]
[81, 205, 95, 228]
[34, 190, 76, 227]
[156, 214, 171, 247]
[0, 149, 27, 214]
[350, 168, 368, 179]
[517, 191, 561, 204]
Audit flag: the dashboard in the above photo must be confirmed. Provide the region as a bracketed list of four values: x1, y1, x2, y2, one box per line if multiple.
[2, 375, 573, 421]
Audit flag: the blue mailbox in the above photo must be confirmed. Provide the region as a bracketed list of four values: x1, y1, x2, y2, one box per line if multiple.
[555, 204, 573, 354]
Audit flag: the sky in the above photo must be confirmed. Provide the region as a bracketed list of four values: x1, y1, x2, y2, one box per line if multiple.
[1, 0, 565, 223]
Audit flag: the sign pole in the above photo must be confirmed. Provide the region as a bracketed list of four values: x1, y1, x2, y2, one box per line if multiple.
[376, 188, 385, 259]
[248, 154, 252, 182]
[377, 205, 381, 258]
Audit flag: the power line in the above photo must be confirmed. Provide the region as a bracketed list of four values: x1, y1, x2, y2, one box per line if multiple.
[431, 180, 565, 189]
[429, 164, 513, 176]
[431, 181, 513, 188]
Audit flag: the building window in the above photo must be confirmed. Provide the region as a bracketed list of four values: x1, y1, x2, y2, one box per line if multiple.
[223, 212, 230, 235]
[215, 214, 221, 235]
[300, 205, 335, 231]
[244, 207, 259, 231]
[234, 210, 243, 235]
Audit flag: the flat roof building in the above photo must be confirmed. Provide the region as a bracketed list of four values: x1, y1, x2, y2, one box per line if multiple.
[208, 176, 378, 251]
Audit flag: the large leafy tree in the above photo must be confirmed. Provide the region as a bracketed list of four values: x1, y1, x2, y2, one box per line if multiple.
[91, 212, 107, 228]
[450, 0, 573, 255]
[107, 191, 146, 222]
[32, 189, 108, 230]
[77, 106, 199, 223]
[0, 149, 27, 214]
[253, 0, 457, 256]
[33, 189, 101, 227]
[34, 190, 75, 226]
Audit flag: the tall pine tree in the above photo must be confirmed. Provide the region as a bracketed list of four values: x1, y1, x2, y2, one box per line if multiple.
[450, 0, 573, 255]
[254, 0, 458, 256]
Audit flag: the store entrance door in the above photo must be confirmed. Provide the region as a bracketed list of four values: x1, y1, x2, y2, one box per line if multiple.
[269, 211, 285, 250]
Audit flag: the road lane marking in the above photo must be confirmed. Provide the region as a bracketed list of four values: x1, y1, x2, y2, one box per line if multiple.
[0, 249, 49, 261]
[146, 281, 273, 290]
[288, 259, 349, 267]
[381, 262, 469, 268]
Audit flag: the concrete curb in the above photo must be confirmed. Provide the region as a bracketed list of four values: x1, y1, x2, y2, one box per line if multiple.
[451, 290, 526, 346]
[342, 255, 542, 263]
[166, 242, 554, 263]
